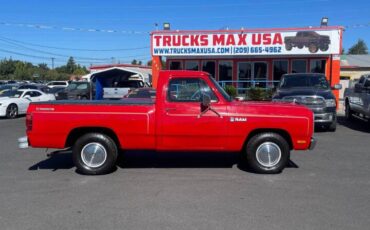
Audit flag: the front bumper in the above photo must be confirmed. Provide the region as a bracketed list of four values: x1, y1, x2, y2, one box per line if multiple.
[309, 137, 317, 150]
[314, 112, 335, 123]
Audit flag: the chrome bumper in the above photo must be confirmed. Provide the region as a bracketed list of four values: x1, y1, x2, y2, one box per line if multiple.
[314, 113, 334, 123]
[18, 136, 29, 149]
[309, 137, 317, 150]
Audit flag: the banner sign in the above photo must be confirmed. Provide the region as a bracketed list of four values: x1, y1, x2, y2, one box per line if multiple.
[152, 29, 341, 56]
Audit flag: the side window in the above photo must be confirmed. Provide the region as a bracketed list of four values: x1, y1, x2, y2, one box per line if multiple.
[358, 76, 365, 84]
[32, 91, 42, 97]
[23, 92, 32, 97]
[364, 79, 370, 88]
[168, 78, 217, 102]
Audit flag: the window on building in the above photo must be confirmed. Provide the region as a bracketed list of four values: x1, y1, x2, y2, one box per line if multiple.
[218, 61, 233, 82]
[185, 61, 199, 71]
[310, 60, 326, 73]
[254, 62, 268, 87]
[292, 60, 307, 73]
[273, 60, 288, 83]
[169, 61, 182, 70]
[202, 61, 216, 78]
[237, 62, 252, 91]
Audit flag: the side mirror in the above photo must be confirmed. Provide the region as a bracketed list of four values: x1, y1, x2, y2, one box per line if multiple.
[332, 84, 342, 90]
[24, 95, 31, 101]
[201, 93, 211, 112]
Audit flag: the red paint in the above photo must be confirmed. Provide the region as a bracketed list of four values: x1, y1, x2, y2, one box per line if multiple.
[26, 71, 314, 152]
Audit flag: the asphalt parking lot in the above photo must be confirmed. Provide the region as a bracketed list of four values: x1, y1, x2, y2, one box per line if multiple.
[0, 115, 369, 230]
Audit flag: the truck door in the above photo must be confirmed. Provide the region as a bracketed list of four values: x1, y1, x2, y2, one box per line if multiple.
[157, 77, 228, 151]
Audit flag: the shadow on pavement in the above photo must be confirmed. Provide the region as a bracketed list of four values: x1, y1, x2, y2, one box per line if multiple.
[28, 149, 74, 171]
[29, 149, 299, 174]
[337, 115, 370, 133]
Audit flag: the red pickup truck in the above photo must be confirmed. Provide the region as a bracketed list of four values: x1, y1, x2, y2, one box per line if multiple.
[20, 71, 316, 175]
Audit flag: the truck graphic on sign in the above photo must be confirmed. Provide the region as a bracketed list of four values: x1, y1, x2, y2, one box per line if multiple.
[284, 31, 331, 53]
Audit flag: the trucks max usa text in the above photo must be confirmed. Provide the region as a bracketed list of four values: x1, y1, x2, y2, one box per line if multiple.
[21, 71, 316, 175]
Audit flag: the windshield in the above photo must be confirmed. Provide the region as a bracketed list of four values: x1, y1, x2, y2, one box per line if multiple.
[1, 90, 23, 98]
[280, 75, 329, 89]
[209, 76, 232, 101]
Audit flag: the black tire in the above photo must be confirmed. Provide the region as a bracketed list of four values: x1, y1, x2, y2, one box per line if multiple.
[345, 101, 353, 121]
[285, 43, 292, 51]
[320, 44, 329, 51]
[308, 43, 318, 53]
[6, 104, 18, 119]
[72, 133, 118, 175]
[327, 118, 337, 132]
[297, 44, 303, 49]
[244, 133, 290, 174]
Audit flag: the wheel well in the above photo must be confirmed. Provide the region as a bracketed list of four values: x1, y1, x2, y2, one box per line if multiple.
[244, 129, 293, 150]
[65, 127, 120, 148]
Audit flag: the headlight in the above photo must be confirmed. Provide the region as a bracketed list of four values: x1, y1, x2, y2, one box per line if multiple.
[325, 99, 336, 107]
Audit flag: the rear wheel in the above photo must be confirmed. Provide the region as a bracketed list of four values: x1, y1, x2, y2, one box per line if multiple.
[73, 133, 118, 175]
[244, 133, 290, 174]
[6, 104, 18, 119]
[320, 44, 329, 51]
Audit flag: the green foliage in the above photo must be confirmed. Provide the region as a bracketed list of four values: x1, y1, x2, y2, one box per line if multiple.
[224, 85, 237, 98]
[247, 87, 273, 101]
[0, 57, 88, 80]
[347, 39, 368, 54]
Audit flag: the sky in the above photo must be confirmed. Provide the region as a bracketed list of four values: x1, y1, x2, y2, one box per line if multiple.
[0, 0, 369, 67]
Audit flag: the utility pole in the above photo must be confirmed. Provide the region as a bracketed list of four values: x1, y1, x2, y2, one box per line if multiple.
[51, 57, 55, 69]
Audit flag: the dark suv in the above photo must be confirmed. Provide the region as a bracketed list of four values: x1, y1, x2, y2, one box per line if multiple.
[284, 31, 331, 53]
[272, 73, 341, 131]
[56, 81, 91, 100]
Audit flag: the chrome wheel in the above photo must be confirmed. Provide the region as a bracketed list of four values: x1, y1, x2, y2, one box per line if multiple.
[256, 142, 282, 168]
[6, 104, 18, 119]
[81, 143, 107, 168]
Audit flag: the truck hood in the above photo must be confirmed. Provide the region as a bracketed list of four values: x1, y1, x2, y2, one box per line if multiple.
[273, 87, 335, 100]
[231, 100, 313, 117]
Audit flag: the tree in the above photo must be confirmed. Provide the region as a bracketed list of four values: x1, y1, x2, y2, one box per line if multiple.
[347, 39, 368, 54]
[66, 57, 77, 74]
[131, 59, 138, 65]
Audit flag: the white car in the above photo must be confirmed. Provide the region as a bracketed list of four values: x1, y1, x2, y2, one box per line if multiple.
[0, 89, 56, 119]
[46, 81, 69, 88]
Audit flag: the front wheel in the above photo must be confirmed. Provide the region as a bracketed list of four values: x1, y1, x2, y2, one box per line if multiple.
[6, 104, 18, 119]
[73, 133, 118, 175]
[244, 133, 290, 174]
[345, 102, 353, 121]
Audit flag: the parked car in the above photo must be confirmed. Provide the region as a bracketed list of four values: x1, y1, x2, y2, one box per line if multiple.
[0, 84, 21, 93]
[46, 81, 69, 88]
[284, 31, 331, 53]
[103, 79, 145, 99]
[272, 73, 341, 131]
[56, 81, 92, 100]
[20, 70, 315, 175]
[18, 84, 51, 93]
[48, 87, 67, 98]
[0, 89, 55, 119]
[344, 74, 370, 124]
[124, 88, 156, 99]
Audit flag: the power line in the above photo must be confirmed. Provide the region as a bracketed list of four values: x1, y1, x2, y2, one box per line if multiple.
[0, 35, 149, 52]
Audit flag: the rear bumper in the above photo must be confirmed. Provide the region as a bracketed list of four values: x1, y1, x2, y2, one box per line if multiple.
[309, 137, 317, 150]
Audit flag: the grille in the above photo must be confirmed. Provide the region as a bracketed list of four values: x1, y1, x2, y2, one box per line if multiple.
[283, 96, 325, 106]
